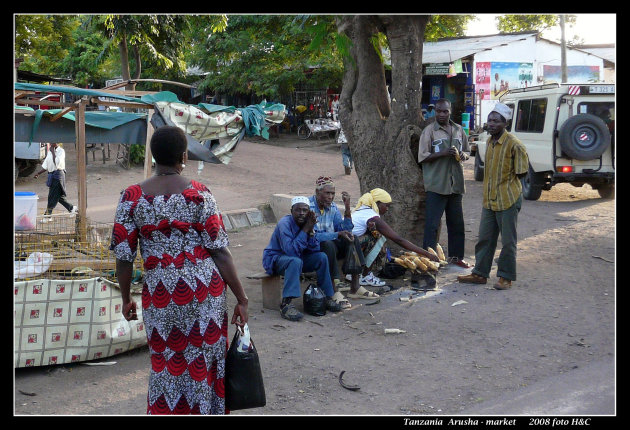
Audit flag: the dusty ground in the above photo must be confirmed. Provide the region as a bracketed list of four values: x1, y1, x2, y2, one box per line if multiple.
[14, 133, 615, 416]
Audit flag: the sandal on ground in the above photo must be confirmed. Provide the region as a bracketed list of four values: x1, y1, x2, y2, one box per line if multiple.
[280, 303, 303, 321]
[331, 291, 351, 309]
[364, 285, 390, 294]
[335, 279, 351, 292]
[347, 286, 380, 299]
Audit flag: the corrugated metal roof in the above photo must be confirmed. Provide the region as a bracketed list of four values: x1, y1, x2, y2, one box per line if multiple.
[573, 45, 615, 63]
[422, 32, 538, 64]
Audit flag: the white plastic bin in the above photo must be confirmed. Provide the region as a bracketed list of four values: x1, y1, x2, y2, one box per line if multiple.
[14, 192, 38, 231]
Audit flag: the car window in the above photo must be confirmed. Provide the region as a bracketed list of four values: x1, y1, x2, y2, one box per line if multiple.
[505, 103, 514, 131]
[515, 98, 547, 133]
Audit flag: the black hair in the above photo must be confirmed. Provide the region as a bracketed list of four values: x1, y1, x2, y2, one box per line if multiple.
[435, 98, 451, 109]
[150, 126, 188, 167]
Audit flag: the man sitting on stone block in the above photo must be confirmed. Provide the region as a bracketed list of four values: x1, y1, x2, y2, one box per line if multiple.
[309, 177, 386, 302]
[262, 196, 342, 321]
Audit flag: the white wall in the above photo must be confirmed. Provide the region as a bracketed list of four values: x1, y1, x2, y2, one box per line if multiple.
[472, 38, 604, 126]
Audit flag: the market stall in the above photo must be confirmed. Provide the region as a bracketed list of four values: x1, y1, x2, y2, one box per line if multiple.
[14, 82, 285, 368]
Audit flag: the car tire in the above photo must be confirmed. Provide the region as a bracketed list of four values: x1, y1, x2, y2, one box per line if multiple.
[521, 164, 543, 201]
[473, 153, 484, 182]
[595, 183, 615, 199]
[558, 113, 611, 161]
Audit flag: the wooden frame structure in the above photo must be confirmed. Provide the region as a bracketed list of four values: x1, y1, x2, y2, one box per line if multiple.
[14, 86, 159, 240]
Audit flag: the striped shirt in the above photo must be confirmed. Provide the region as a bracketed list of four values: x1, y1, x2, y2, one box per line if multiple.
[483, 130, 529, 211]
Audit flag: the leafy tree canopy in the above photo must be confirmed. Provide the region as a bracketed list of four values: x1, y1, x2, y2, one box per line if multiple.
[496, 14, 576, 33]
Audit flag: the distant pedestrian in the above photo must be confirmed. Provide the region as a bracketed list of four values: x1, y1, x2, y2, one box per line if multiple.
[458, 103, 529, 290]
[338, 126, 353, 175]
[33, 143, 77, 221]
[425, 104, 436, 119]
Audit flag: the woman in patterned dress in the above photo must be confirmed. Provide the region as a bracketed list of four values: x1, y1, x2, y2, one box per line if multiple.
[110, 126, 248, 415]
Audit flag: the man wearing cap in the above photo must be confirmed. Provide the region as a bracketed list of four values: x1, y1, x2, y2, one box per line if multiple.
[458, 103, 529, 290]
[425, 104, 436, 119]
[309, 177, 385, 296]
[418, 98, 472, 272]
[262, 196, 342, 321]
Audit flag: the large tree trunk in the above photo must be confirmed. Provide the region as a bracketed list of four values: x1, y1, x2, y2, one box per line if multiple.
[118, 35, 138, 92]
[337, 15, 430, 251]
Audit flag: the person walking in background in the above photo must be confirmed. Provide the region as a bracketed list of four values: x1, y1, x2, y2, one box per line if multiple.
[110, 126, 249, 414]
[33, 143, 77, 221]
[418, 98, 471, 270]
[338, 127, 353, 175]
[458, 103, 529, 290]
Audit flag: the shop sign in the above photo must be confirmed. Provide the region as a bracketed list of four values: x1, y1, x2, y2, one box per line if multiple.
[425, 63, 450, 75]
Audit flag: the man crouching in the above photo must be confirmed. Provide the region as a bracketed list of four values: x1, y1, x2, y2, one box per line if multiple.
[262, 196, 342, 321]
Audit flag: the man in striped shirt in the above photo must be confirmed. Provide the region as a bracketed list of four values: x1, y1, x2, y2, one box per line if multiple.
[458, 103, 529, 290]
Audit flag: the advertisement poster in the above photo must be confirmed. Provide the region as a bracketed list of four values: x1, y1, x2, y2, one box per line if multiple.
[543, 65, 600, 83]
[489, 62, 534, 99]
[475, 62, 491, 100]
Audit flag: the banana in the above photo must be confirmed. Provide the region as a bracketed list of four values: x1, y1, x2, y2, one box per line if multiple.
[403, 257, 417, 270]
[427, 247, 439, 258]
[420, 257, 439, 271]
[413, 257, 428, 272]
[394, 257, 407, 267]
[436, 244, 446, 261]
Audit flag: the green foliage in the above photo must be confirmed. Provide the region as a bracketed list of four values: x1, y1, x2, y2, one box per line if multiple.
[188, 15, 343, 101]
[425, 15, 475, 41]
[60, 21, 119, 87]
[496, 14, 576, 33]
[129, 144, 145, 165]
[15, 15, 81, 76]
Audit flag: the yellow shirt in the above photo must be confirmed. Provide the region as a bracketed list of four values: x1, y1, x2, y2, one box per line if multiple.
[483, 131, 529, 211]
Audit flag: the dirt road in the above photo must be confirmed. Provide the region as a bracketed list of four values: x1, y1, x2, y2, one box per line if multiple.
[14, 134, 615, 416]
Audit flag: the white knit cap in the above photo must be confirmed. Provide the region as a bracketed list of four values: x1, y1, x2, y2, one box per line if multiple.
[291, 196, 310, 207]
[490, 103, 513, 121]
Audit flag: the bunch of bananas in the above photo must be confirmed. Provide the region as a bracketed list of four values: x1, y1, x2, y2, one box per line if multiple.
[392, 244, 448, 273]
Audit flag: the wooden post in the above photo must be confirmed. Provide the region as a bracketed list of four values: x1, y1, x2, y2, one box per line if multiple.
[143, 109, 154, 179]
[74, 98, 88, 241]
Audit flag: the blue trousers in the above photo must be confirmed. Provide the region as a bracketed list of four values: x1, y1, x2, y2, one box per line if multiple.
[272, 252, 334, 299]
[423, 191, 465, 259]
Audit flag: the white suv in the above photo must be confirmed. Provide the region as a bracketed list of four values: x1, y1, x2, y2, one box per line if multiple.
[474, 83, 615, 200]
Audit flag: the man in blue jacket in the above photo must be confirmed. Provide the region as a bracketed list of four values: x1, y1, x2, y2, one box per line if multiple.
[262, 196, 342, 321]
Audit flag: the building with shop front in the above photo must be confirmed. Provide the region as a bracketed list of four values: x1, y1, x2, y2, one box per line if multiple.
[410, 31, 613, 131]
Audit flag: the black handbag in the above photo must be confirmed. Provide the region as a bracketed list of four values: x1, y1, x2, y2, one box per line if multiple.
[225, 325, 266, 411]
[342, 243, 363, 275]
[303, 283, 326, 316]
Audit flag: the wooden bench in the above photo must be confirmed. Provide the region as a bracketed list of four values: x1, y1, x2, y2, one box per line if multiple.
[247, 271, 311, 311]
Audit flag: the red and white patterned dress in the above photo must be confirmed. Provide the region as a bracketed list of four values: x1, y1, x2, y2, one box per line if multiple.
[110, 180, 230, 415]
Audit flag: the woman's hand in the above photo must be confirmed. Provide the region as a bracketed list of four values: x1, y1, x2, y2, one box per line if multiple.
[231, 301, 248, 328]
[122, 300, 138, 321]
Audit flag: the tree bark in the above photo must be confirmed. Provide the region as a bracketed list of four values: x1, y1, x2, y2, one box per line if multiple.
[118, 35, 138, 92]
[337, 15, 430, 251]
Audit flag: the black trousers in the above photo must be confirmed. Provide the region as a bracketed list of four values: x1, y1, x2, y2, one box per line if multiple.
[319, 236, 365, 281]
[45, 174, 74, 214]
[422, 191, 465, 259]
